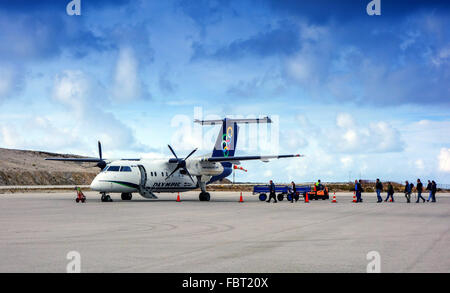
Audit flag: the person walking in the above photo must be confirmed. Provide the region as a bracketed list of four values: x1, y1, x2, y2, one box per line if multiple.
[431, 180, 437, 202]
[291, 181, 297, 203]
[375, 178, 383, 203]
[385, 182, 395, 202]
[416, 179, 425, 203]
[356, 180, 363, 202]
[426, 180, 433, 202]
[404, 180, 412, 203]
[266, 180, 277, 203]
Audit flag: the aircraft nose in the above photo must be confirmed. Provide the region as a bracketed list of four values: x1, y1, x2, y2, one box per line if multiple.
[90, 176, 101, 191]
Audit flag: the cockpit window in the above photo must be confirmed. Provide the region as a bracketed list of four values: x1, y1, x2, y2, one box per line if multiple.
[107, 166, 120, 172]
[120, 166, 132, 172]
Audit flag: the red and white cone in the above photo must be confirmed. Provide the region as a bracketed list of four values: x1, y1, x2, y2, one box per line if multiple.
[332, 192, 337, 203]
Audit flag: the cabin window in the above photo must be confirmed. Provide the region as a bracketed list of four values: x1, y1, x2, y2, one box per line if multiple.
[107, 166, 120, 172]
[120, 166, 132, 172]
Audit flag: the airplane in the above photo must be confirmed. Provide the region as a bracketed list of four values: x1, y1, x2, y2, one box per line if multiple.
[46, 117, 303, 202]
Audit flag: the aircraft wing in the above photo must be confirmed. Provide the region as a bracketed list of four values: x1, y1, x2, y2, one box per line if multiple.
[203, 154, 303, 163]
[45, 157, 103, 163]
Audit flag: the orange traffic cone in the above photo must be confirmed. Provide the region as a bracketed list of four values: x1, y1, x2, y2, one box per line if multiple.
[176, 192, 181, 202]
[352, 192, 357, 203]
[239, 192, 244, 203]
[305, 192, 309, 203]
[332, 192, 337, 203]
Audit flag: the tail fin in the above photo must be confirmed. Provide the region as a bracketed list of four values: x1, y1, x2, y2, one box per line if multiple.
[212, 119, 239, 158]
[194, 116, 272, 159]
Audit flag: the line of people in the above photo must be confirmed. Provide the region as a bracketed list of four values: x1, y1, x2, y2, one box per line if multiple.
[360, 179, 438, 203]
[265, 179, 439, 204]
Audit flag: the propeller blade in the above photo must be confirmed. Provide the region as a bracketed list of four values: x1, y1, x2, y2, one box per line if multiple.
[98, 141, 102, 160]
[165, 166, 180, 180]
[184, 148, 198, 161]
[167, 145, 178, 159]
[184, 168, 195, 183]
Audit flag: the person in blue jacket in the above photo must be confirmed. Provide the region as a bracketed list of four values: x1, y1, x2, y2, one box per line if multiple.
[404, 180, 412, 203]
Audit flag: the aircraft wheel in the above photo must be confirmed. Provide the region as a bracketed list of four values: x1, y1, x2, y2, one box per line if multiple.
[101, 194, 113, 202]
[259, 194, 267, 201]
[294, 194, 300, 201]
[199, 192, 210, 201]
[121, 193, 132, 200]
[277, 194, 284, 201]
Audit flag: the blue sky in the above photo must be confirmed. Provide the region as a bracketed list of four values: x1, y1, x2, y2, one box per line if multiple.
[0, 0, 449, 183]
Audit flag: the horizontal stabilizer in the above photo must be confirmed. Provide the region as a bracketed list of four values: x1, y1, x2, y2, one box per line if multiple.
[194, 116, 272, 125]
[204, 154, 303, 162]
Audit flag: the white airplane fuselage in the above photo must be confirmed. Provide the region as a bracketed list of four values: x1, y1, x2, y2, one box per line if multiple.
[90, 158, 224, 194]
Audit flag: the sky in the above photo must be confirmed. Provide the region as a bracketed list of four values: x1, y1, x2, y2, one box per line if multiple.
[0, 0, 449, 183]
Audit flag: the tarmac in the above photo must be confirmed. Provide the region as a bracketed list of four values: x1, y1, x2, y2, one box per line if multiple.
[0, 191, 449, 273]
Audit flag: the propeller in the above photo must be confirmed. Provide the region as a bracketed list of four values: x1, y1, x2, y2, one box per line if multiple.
[166, 145, 197, 183]
[96, 141, 107, 170]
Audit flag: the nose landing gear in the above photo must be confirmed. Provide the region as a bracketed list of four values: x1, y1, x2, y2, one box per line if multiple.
[101, 193, 113, 202]
[199, 192, 210, 201]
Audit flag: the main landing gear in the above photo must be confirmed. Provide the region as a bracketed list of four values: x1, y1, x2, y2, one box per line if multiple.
[199, 192, 210, 201]
[121, 193, 132, 200]
[101, 192, 113, 202]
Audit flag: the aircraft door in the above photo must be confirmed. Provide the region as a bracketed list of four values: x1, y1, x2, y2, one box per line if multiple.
[138, 165, 147, 188]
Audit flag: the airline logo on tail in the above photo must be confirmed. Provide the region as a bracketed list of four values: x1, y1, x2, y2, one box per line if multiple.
[222, 126, 233, 157]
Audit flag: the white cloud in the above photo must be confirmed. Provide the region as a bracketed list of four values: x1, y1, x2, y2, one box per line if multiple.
[330, 113, 403, 153]
[414, 159, 425, 171]
[52, 70, 88, 115]
[263, 169, 272, 178]
[111, 47, 143, 102]
[0, 65, 24, 102]
[438, 148, 450, 172]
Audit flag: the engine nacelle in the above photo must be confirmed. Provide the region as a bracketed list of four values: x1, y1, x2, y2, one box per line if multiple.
[187, 160, 223, 176]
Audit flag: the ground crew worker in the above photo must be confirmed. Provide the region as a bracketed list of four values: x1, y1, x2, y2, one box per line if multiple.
[385, 182, 394, 202]
[375, 178, 383, 203]
[426, 180, 433, 202]
[431, 180, 437, 202]
[416, 179, 425, 203]
[266, 180, 277, 203]
[291, 181, 297, 203]
[355, 180, 363, 202]
[404, 180, 412, 203]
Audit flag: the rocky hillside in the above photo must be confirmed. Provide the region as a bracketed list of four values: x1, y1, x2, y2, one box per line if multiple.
[0, 148, 98, 185]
